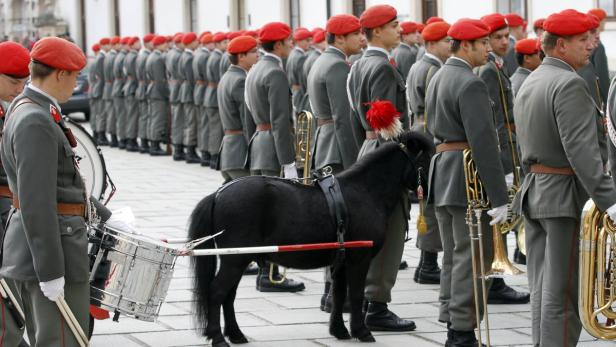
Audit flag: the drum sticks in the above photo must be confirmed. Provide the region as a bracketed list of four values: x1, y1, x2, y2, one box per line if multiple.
[56, 296, 89, 347]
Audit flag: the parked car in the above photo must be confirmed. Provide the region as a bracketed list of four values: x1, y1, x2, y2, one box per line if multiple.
[60, 62, 90, 121]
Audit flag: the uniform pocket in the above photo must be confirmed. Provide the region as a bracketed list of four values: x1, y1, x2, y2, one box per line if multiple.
[59, 216, 89, 282]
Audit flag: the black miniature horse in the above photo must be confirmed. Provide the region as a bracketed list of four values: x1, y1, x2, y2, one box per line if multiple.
[188, 131, 433, 346]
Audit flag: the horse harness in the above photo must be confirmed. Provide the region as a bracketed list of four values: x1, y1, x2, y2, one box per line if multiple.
[317, 174, 349, 272]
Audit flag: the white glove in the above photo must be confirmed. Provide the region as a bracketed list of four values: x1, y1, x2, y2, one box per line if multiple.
[282, 162, 299, 179]
[607, 203, 616, 223]
[505, 173, 514, 188]
[39, 276, 65, 302]
[487, 204, 508, 226]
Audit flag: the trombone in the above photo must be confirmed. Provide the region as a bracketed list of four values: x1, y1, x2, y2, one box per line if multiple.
[295, 110, 314, 185]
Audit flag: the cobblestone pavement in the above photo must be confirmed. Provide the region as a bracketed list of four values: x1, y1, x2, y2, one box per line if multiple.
[81, 122, 610, 347]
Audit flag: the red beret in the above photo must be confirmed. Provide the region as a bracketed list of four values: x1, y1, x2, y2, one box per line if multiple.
[227, 31, 242, 41]
[212, 32, 227, 43]
[588, 8, 607, 21]
[293, 28, 313, 41]
[505, 13, 525, 27]
[400, 22, 418, 35]
[360, 5, 397, 29]
[259, 22, 292, 43]
[227, 35, 258, 54]
[426, 17, 444, 25]
[544, 9, 592, 36]
[588, 14, 600, 30]
[182, 32, 197, 45]
[312, 29, 325, 43]
[417, 23, 425, 33]
[481, 13, 508, 33]
[244, 30, 258, 38]
[129, 37, 139, 45]
[152, 35, 167, 46]
[515, 38, 541, 55]
[312, 27, 324, 34]
[422, 21, 451, 42]
[92, 43, 101, 53]
[0, 42, 30, 78]
[143, 34, 155, 43]
[166, 35, 173, 42]
[31, 37, 86, 72]
[533, 18, 545, 30]
[448, 19, 490, 41]
[174, 33, 184, 44]
[120, 37, 130, 45]
[110, 36, 120, 45]
[99, 38, 110, 45]
[200, 33, 213, 44]
[327, 14, 361, 35]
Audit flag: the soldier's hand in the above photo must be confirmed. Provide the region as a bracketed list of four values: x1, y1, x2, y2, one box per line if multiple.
[505, 173, 514, 188]
[39, 276, 65, 302]
[488, 205, 508, 226]
[607, 203, 616, 224]
[283, 162, 299, 179]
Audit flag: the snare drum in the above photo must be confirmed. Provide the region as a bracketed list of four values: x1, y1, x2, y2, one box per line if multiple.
[89, 225, 179, 322]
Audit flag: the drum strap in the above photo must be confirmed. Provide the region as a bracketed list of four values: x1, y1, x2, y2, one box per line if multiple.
[317, 175, 349, 275]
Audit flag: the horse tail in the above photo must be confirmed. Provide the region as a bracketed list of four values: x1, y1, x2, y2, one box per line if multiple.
[188, 193, 217, 334]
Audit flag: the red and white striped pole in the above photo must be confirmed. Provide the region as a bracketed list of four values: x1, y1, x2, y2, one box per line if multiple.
[179, 241, 373, 257]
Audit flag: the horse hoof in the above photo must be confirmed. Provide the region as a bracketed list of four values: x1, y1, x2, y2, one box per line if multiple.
[330, 327, 351, 340]
[357, 333, 376, 343]
[211, 336, 231, 347]
[228, 334, 249, 344]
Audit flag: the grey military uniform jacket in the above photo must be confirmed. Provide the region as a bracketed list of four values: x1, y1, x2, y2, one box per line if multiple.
[111, 50, 126, 98]
[308, 47, 360, 170]
[606, 76, 616, 186]
[146, 49, 169, 100]
[298, 48, 322, 113]
[391, 43, 418, 81]
[579, 63, 607, 164]
[166, 47, 183, 104]
[513, 57, 614, 219]
[103, 50, 117, 100]
[510, 67, 531, 97]
[193, 47, 210, 106]
[245, 54, 295, 171]
[204, 49, 223, 108]
[135, 48, 151, 101]
[503, 37, 518, 77]
[591, 41, 610, 104]
[91, 52, 105, 99]
[0, 87, 89, 283]
[406, 53, 441, 132]
[477, 54, 516, 175]
[179, 49, 195, 104]
[123, 50, 138, 97]
[218, 65, 255, 171]
[426, 57, 508, 208]
[286, 47, 308, 113]
[346, 48, 408, 158]
[219, 52, 231, 78]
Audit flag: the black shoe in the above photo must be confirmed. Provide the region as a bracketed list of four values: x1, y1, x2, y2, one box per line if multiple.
[139, 139, 149, 153]
[445, 322, 454, 347]
[210, 154, 219, 170]
[255, 266, 305, 293]
[513, 247, 526, 265]
[97, 132, 109, 146]
[322, 290, 351, 313]
[364, 302, 416, 332]
[173, 144, 185, 161]
[126, 139, 139, 152]
[488, 278, 530, 304]
[185, 146, 201, 164]
[200, 151, 211, 167]
[399, 261, 408, 270]
[118, 139, 127, 149]
[414, 251, 441, 284]
[451, 329, 484, 347]
[109, 135, 118, 148]
[149, 141, 169, 156]
[243, 262, 259, 275]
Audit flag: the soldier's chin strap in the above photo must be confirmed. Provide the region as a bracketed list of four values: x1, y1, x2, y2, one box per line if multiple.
[318, 173, 349, 275]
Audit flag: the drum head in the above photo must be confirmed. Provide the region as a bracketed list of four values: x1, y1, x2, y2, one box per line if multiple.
[65, 119, 107, 200]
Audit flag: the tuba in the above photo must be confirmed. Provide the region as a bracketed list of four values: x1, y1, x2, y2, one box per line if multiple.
[579, 201, 616, 340]
[295, 110, 314, 185]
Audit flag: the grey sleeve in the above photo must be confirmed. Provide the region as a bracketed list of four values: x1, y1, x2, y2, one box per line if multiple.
[233, 79, 255, 141]
[267, 70, 295, 165]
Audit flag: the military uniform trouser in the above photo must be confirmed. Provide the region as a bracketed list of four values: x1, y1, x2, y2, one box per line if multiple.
[197, 105, 210, 152]
[524, 215, 581, 347]
[416, 202, 443, 253]
[15, 280, 88, 347]
[137, 100, 150, 140]
[206, 107, 223, 155]
[171, 102, 185, 145]
[222, 169, 249, 183]
[148, 99, 169, 142]
[113, 97, 126, 138]
[125, 95, 139, 139]
[183, 103, 198, 146]
[88, 98, 99, 133]
[101, 99, 113, 134]
[250, 170, 279, 177]
[364, 195, 409, 303]
[435, 205, 494, 332]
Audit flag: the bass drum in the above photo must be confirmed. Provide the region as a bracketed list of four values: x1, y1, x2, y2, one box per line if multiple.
[64, 118, 113, 201]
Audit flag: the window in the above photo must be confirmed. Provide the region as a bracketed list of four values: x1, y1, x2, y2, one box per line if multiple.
[290, 0, 300, 29]
[352, 0, 365, 17]
[496, 0, 526, 18]
[599, 0, 615, 18]
[422, 0, 438, 22]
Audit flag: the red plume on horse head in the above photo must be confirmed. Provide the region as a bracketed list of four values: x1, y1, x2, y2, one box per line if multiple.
[364, 99, 403, 140]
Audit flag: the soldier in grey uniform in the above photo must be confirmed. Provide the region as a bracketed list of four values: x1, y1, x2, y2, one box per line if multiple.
[135, 34, 154, 153]
[88, 44, 101, 132]
[286, 28, 312, 114]
[346, 5, 414, 332]
[245, 22, 306, 293]
[111, 37, 128, 148]
[477, 14, 530, 304]
[167, 35, 185, 160]
[589, 9, 609, 105]
[308, 14, 363, 312]
[299, 29, 327, 113]
[425, 19, 509, 345]
[204, 33, 228, 169]
[513, 10, 616, 345]
[406, 21, 451, 285]
[103, 37, 119, 147]
[217, 35, 258, 181]
[146, 36, 171, 156]
[194, 34, 214, 166]
[93, 39, 109, 146]
[123, 37, 141, 152]
[510, 38, 542, 97]
[179, 33, 201, 163]
[502, 13, 526, 77]
[0, 40, 30, 347]
[391, 21, 419, 80]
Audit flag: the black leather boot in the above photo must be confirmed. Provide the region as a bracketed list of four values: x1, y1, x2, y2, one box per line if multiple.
[109, 134, 118, 148]
[414, 251, 441, 284]
[126, 138, 139, 152]
[185, 146, 201, 163]
[255, 263, 305, 293]
[200, 151, 211, 167]
[488, 277, 530, 304]
[513, 247, 526, 265]
[322, 285, 351, 313]
[118, 138, 127, 149]
[97, 132, 109, 146]
[173, 144, 185, 161]
[243, 262, 258, 275]
[364, 302, 416, 331]
[139, 138, 149, 153]
[209, 154, 219, 170]
[445, 322, 454, 347]
[451, 329, 485, 347]
[149, 141, 168, 156]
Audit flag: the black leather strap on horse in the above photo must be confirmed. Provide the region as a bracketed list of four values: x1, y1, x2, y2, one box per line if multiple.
[317, 175, 349, 273]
